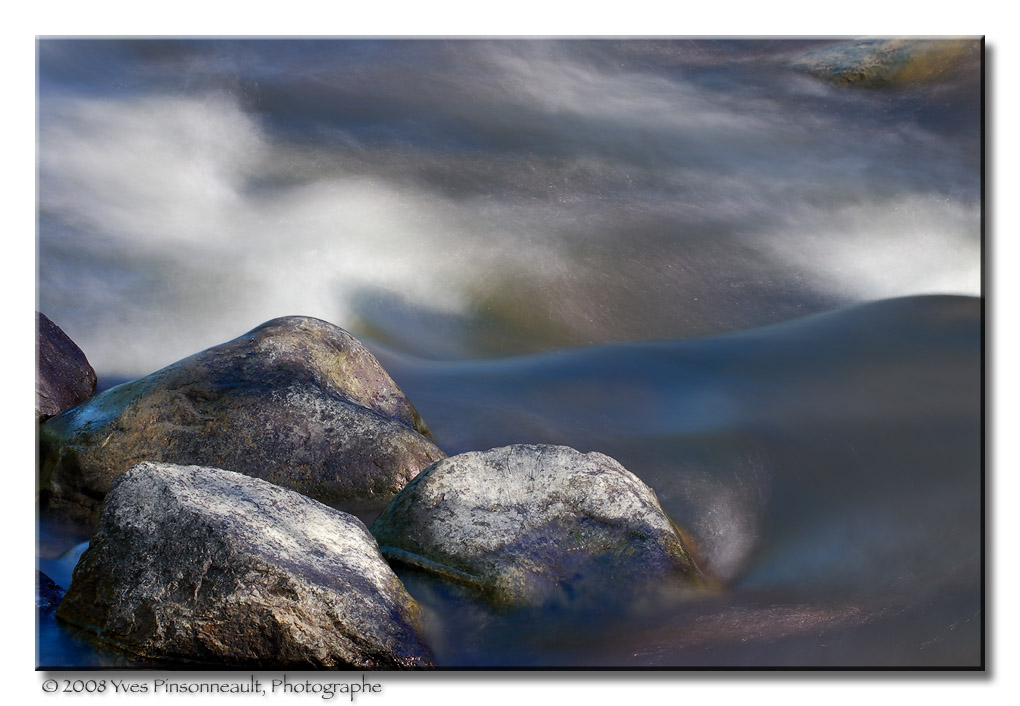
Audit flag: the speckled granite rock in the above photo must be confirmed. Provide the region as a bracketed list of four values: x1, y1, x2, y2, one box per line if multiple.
[56, 462, 433, 668]
[371, 444, 708, 608]
[39, 316, 444, 525]
[36, 312, 97, 422]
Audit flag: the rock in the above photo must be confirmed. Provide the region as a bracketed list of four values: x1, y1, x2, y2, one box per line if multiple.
[786, 38, 978, 88]
[36, 312, 98, 422]
[371, 444, 708, 608]
[36, 570, 65, 614]
[39, 316, 444, 525]
[56, 462, 433, 668]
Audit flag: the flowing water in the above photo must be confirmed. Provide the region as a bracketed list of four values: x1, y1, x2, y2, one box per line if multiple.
[36, 38, 983, 668]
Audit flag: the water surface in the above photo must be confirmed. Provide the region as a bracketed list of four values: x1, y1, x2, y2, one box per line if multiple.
[36, 38, 983, 668]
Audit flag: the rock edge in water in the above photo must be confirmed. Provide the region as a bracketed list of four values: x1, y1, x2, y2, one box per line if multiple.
[36, 570, 66, 615]
[36, 312, 97, 422]
[785, 37, 979, 88]
[371, 444, 709, 608]
[56, 461, 434, 669]
[39, 316, 445, 526]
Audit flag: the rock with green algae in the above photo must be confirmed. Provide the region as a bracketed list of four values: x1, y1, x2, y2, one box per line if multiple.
[39, 316, 444, 526]
[56, 462, 433, 668]
[786, 37, 980, 88]
[371, 444, 710, 608]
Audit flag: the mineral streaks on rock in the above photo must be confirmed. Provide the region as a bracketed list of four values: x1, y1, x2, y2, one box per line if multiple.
[371, 444, 708, 608]
[39, 316, 444, 525]
[36, 312, 97, 422]
[56, 462, 433, 669]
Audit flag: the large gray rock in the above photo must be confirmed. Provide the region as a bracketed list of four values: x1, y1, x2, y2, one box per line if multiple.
[56, 462, 433, 668]
[39, 316, 444, 525]
[786, 38, 979, 88]
[36, 312, 97, 422]
[371, 444, 709, 608]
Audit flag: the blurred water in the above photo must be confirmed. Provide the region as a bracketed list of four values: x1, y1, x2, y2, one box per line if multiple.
[36, 38, 982, 668]
[38, 39, 981, 374]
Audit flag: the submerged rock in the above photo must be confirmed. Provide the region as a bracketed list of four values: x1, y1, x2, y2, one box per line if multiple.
[371, 444, 708, 607]
[56, 462, 433, 668]
[36, 312, 97, 422]
[786, 37, 979, 88]
[36, 570, 65, 614]
[39, 316, 444, 525]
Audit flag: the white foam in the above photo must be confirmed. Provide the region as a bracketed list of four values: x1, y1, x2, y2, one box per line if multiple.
[39, 93, 547, 375]
[758, 194, 981, 300]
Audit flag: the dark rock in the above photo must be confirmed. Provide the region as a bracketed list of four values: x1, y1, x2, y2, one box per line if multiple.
[39, 316, 444, 525]
[56, 462, 433, 668]
[36, 570, 65, 614]
[36, 313, 97, 422]
[786, 38, 979, 88]
[371, 444, 709, 608]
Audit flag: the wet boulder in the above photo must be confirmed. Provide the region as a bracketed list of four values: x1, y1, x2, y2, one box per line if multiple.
[36, 312, 97, 422]
[786, 38, 979, 88]
[371, 444, 708, 608]
[56, 462, 433, 668]
[39, 316, 444, 525]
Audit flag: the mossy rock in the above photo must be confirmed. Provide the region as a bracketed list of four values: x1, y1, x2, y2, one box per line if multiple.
[786, 38, 979, 88]
[39, 316, 444, 525]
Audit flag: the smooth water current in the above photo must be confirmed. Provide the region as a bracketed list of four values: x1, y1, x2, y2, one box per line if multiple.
[36, 38, 982, 668]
